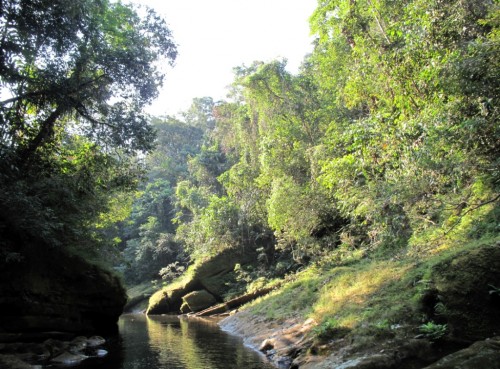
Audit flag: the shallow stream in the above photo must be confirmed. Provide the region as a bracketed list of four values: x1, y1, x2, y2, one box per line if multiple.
[77, 314, 275, 369]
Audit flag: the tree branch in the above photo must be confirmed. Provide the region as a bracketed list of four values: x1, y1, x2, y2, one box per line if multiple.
[19, 105, 65, 163]
[441, 193, 500, 237]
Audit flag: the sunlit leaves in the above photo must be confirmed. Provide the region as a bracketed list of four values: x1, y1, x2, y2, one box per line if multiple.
[0, 0, 177, 263]
[0, 0, 177, 160]
[309, 0, 499, 250]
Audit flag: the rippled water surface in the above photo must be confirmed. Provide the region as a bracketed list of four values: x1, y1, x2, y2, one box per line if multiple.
[79, 314, 275, 369]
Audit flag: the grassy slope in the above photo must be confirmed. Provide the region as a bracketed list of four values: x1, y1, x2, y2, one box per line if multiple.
[241, 233, 500, 351]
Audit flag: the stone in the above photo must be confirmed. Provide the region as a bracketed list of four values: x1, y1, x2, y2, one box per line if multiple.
[180, 302, 191, 314]
[0, 246, 126, 334]
[51, 351, 88, 365]
[182, 290, 217, 312]
[0, 354, 37, 369]
[68, 336, 87, 353]
[147, 247, 256, 314]
[147, 290, 171, 315]
[0, 335, 108, 368]
[95, 349, 108, 357]
[42, 339, 67, 357]
[422, 337, 500, 369]
[87, 335, 105, 347]
[259, 338, 275, 352]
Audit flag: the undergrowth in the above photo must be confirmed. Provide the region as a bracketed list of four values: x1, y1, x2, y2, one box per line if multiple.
[243, 233, 500, 344]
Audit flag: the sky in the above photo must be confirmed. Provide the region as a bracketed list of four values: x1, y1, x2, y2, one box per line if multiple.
[128, 0, 318, 117]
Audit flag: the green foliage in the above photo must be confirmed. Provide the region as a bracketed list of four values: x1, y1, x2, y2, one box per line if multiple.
[0, 0, 176, 267]
[122, 0, 499, 296]
[313, 318, 350, 342]
[182, 97, 217, 130]
[134, 0, 500, 283]
[308, 0, 500, 253]
[418, 322, 448, 341]
[0, 0, 177, 160]
[148, 117, 204, 182]
[159, 261, 186, 283]
[267, 176, 317, 241]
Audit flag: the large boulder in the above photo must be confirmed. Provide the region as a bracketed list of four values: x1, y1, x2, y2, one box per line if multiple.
[182, 290, 216, 312]
[0, 246, 126, 333]
[147, 247, 256, 315]
[147, 283, 199, 315]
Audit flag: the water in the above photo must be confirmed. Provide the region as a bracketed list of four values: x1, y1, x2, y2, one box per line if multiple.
[78, 314, 276, 369]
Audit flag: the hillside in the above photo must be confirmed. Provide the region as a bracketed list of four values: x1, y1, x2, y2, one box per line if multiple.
[128, 1, 500, 367]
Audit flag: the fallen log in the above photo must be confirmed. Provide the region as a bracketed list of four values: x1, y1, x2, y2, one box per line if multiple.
[194, 285, 278, 317]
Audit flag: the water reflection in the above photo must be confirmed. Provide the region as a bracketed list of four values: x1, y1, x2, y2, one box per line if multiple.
[117, 314, 275, 369]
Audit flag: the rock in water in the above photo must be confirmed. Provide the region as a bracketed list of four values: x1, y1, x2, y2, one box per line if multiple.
[87, 336, 106, 347]
[51, 351, 88, 365]
[0, 354, 41, 369]
[147, 247, 256, 314]
[68, 336, 88, 353]
[95, 349, 108, 357]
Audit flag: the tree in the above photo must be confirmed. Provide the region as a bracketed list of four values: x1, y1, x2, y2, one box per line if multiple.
[0, 0, 177, 163]
[311, 0, 498, 249]
[182, 97, 217, 130]
[0, 0, 177, 257]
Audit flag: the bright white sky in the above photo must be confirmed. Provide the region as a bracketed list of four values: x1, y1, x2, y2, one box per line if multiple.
[128, 0, 317, 117]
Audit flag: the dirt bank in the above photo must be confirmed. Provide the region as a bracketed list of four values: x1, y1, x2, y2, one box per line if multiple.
[219, 310, 317, 368]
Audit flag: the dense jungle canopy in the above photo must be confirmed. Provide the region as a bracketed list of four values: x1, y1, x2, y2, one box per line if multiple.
[1, 0, 499, 294]
[120, 0, 500, 286]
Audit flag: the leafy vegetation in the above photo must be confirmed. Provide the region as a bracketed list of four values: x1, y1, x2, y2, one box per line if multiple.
[117, 1, 499, 316]
[0, 0, 176, 261]
[1, 0, 499, 348]
[418, 322, 448, 341]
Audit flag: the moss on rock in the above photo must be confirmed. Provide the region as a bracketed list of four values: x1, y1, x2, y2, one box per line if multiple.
[428, 245, 500, 340]
[146, 247, 256, 315]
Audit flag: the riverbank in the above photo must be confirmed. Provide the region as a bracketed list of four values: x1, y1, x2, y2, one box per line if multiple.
[217, 237, 500, 369]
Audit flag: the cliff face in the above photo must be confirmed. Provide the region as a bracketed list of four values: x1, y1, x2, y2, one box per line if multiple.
[0, 245, 126, 334]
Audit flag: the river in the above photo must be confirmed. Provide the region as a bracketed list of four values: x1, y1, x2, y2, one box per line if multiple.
[77, 314, 276, 369]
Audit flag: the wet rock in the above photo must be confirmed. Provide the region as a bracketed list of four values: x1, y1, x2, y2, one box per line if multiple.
[275, 355, 292, 368]
[68, 336, 88, 353]
[148, 286, 192, 315]
[43, 338, 68, 357]
[182, 290, 217, 312]
[180, 302, 191, 314]
[147, 248, 256, 314]
[334, 354, 397, 369]
[0, 334, 107, 368]
[51, 351, 88, 365]
[87, 335, 105, 347]
[21, 343, 50, 362]
[95, 349, 108, 357]
[422, 337, 500, 369]
[259, 338, 274, 352]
